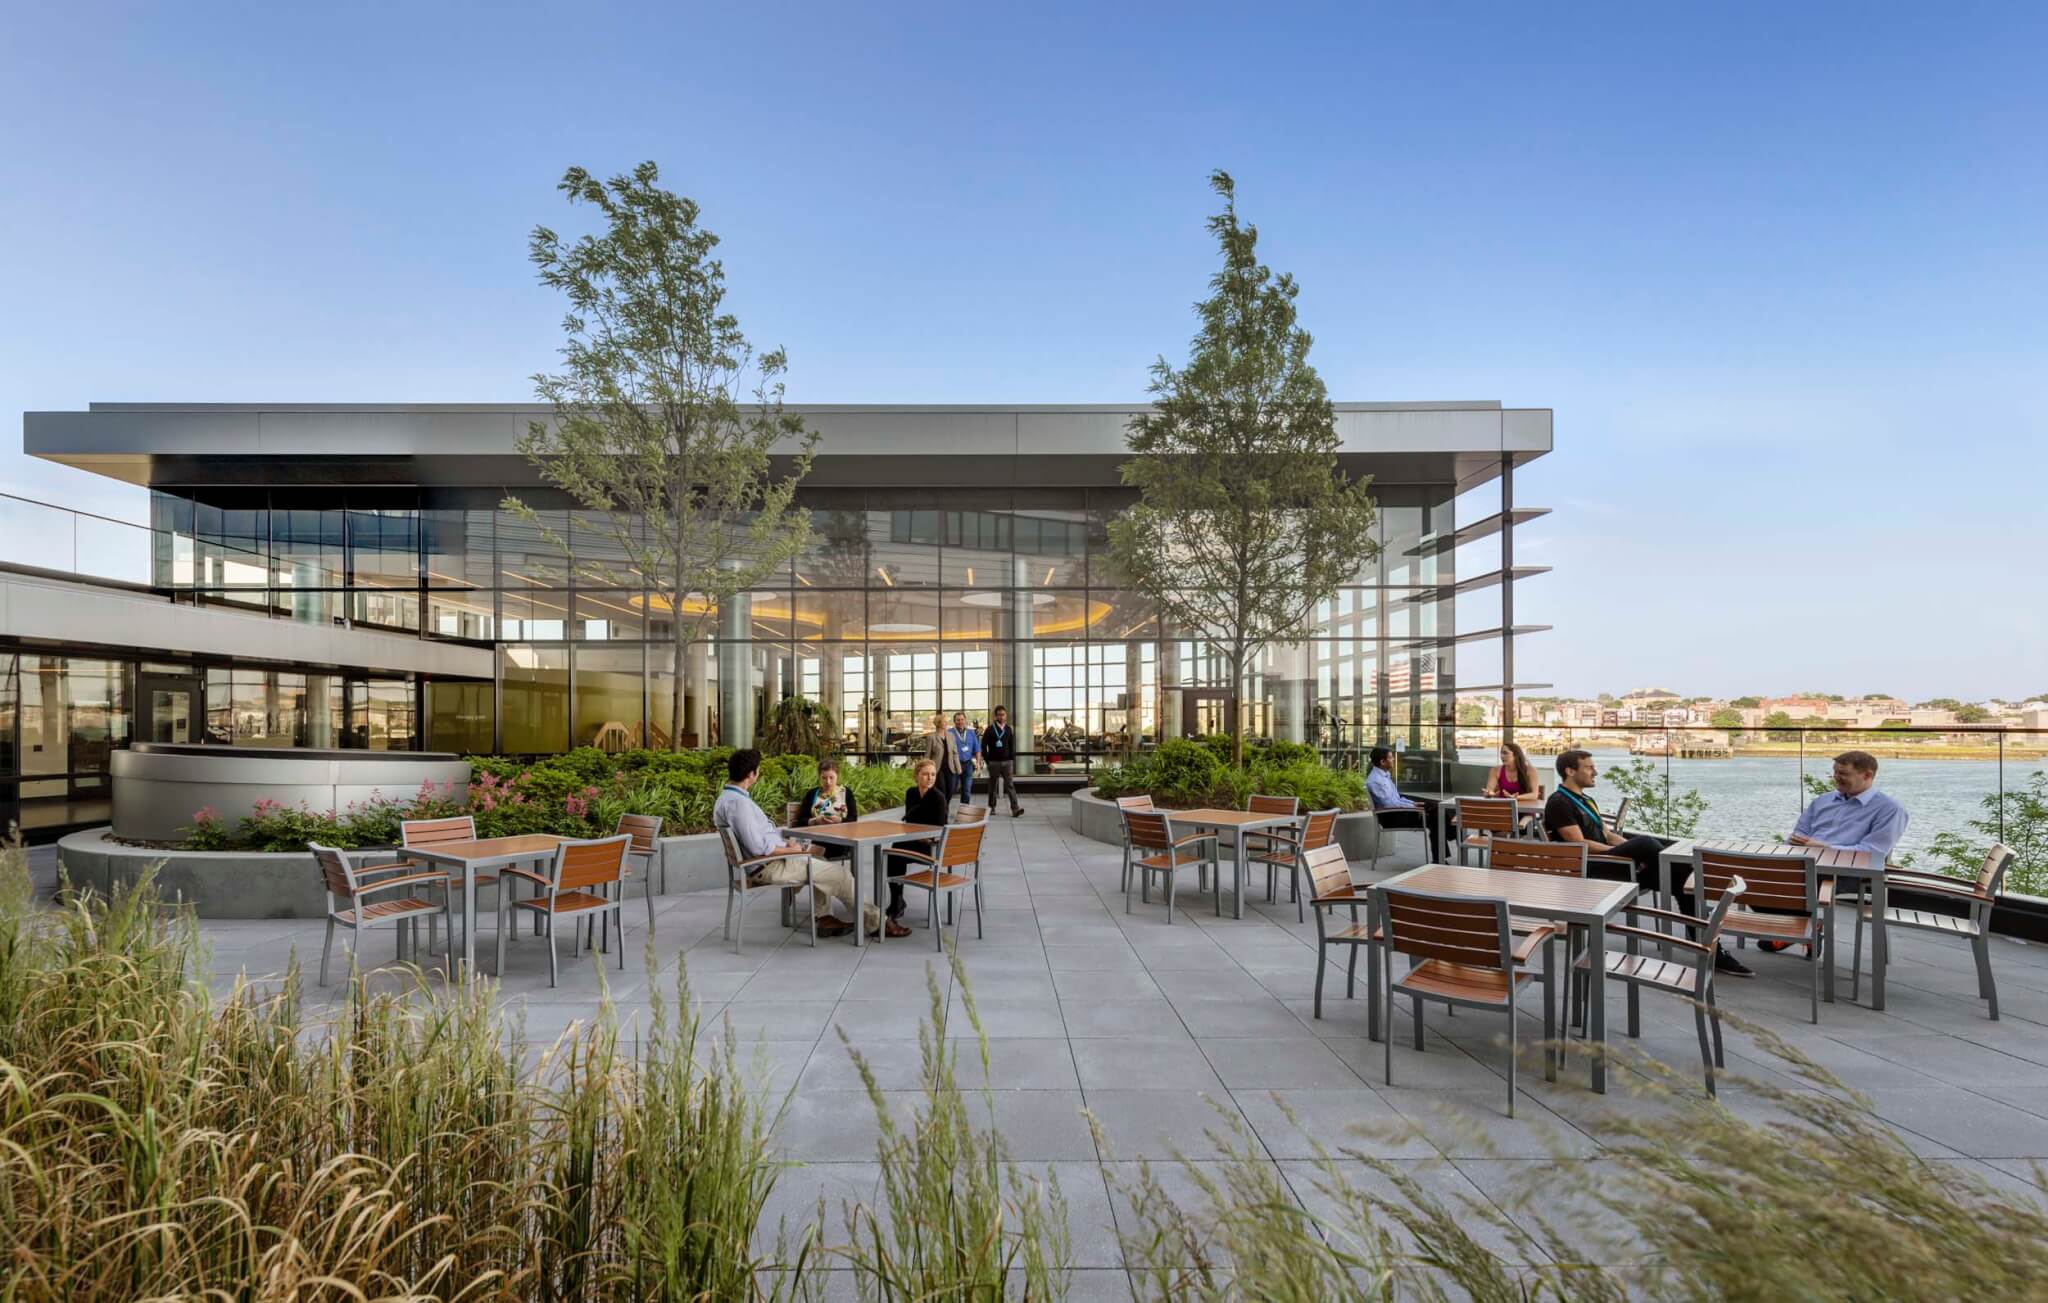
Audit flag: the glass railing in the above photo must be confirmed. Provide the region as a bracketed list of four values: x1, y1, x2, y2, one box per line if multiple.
[0, 491, 161, 586]
[1364, 722, 2047, 899]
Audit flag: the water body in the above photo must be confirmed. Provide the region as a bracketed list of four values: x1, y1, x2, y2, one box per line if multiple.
[1549, 749, 2037, 861]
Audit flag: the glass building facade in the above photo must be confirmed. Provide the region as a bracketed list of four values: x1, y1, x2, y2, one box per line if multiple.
[8, 400, 1551, 834]
[131, 482, 1470, 768]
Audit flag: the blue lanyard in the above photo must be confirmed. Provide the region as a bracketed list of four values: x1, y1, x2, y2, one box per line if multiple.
[1561, 789, 1604, 835]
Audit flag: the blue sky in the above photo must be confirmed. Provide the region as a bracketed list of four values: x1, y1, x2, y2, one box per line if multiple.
[3, 1, 2042, 700]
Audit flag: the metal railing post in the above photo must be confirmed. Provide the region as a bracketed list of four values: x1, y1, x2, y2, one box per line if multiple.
[1998, 728, 2007, 845]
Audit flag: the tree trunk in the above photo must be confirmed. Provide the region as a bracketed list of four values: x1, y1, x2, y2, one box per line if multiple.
[670, 629, 687, 753]
[1228, 647, 1246, 769]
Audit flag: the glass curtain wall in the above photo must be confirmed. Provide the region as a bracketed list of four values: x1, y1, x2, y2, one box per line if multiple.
[143, 482, 1458, 761]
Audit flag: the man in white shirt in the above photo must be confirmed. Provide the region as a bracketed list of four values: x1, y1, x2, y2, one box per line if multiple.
[713, 748, 899, 939]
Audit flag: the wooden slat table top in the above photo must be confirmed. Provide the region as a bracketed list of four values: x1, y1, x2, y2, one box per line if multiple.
[414, 834, 564, 861]
[1174, 808, 1297, 827]
[1375, 863, 1637, 920]
[791, 818, 937, 841]
[1690, 839, 1873, 872]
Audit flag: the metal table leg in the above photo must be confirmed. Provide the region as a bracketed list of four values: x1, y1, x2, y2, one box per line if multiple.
[1587, 912, 1608, 1094]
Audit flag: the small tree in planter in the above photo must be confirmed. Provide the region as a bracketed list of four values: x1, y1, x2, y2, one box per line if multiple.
[1107, 171, 1378, 767]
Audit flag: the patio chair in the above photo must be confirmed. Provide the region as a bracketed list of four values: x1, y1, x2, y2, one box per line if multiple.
[1693, 846, 1832, 1023]
[1453, 796, 1520, 865]
[1241, 792, 1302, 897]
[1853, 844, 2015, 1018]
[1578, 877, 1746, 1097]
[953, 803, 989, 824]
[496, 834, 633, 987]
[615, 812, 664, 933]
[1377, 883, 1557, 1116]
[1305, 843, 1374, 1020]
[1607, 796, 1630, 837]
[398, 815, 501, 944]
[1114, 795, 1155, 892]
[890, 820, 989, 950]
[714, 824, 818, 954]
[1248, 807, 1338, 923]
[311, 841, 451, 987]
[1122, 809, 1217, 924]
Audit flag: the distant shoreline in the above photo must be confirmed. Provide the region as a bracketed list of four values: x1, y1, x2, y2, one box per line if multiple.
[1521, 742, 2048, 763]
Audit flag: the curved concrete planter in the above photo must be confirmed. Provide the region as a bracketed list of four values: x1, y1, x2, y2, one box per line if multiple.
[58, 826, 732, 920]
[1067, 788, 1390, 860]
[112, 745, 473, 842]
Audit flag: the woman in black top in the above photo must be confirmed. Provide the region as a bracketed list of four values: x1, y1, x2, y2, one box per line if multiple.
[886, 757, 948, 920]
[794, 757, 860, 860]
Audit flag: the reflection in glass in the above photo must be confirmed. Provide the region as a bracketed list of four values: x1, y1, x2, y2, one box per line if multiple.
[496, 508, 570, 586]
[424, 506, 495, 589]
[348, 679, 415, 750]
[790, 588, 863, 642]
[573, 591, 644, 641]
[351, 589, 420, 634]
[503, 646, 568, 753]
[797, 504, 869, 588]
[273, 505, 345, 588]
[428, 591, 496, 641]
[573, 646, 645, 749]
[867, 501, 940, 587]
[347, 506, 419, 587]
[426, 680, 494, 753]
[502, 590, 569, 641]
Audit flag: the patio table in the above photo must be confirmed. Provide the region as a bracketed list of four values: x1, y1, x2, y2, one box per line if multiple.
[1170, 808, 1302, 919]
[1654, 839, 1883, 1006]
[404, 833, 564, 979]
[1371, 863, 1637, 1094]
[780, 817, 942, 947]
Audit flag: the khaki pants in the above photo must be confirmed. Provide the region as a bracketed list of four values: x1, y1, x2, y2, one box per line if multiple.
[755, 855, 881, 931]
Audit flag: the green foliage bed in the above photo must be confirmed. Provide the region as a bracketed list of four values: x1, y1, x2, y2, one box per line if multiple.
[1090, 737, 1368, 811]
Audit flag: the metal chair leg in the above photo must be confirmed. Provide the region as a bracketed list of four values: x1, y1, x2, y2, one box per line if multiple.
[1976, 935, 1999, 1019]
[1695, 1002, 1715, 1097]
[546, 915, 559, 988]
[1851, 888, 1866, 1002]
[319, 918, 336, 987]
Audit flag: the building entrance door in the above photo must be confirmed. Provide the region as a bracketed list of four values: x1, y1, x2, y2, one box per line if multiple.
[1182, 689, 1233, 739]
[138, 672, 203, 745]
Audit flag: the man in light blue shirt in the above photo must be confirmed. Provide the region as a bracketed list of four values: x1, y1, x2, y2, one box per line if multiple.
[1760, 749, 1908, 955]
[1791, 750, 1909, 861]
[1367, 745, 1442, 862]
[946, 711, 981, 806]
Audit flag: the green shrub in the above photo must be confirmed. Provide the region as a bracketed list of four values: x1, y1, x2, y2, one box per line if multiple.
[1197, 732, 1236, 767]
[1252, 739, 1317, 769]
[1254, 759, 1367, 812]
[1149, 739, 1227, 805]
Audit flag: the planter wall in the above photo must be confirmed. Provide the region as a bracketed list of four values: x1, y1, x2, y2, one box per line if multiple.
[1067, 789, 1390, 860]
[58, 826, 734, 920]
[112, 744, 473, 842]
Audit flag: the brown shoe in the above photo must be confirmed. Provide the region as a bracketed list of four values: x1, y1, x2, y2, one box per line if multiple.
[870, 919, 912, 939]
[814, 917, 853, 938]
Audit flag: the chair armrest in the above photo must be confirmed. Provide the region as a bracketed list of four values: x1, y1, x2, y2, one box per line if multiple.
[737, 847, 811, 872]
[1170, 832, 1218, 850]
[1623, 903, 1708, 931]
[1311, 892, 1364, 907]
[889, 849, 938, 867]
[1607, 923, 1710, 955]
[353, 871, 452, 899]
[500, 865, 552, 890]
[1884, 875, 1992, 904]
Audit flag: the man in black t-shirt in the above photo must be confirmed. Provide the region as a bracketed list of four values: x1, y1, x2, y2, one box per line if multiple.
[1544, 749, 1752, 977]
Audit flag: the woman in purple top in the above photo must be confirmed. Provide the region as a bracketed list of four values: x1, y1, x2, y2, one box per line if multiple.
[1484, 741, 1538, 798]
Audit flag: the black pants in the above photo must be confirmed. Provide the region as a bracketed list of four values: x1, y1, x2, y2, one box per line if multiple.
[884, 841, 935, 918]
[986, 759, 1020, 811]
[1586, 833, 1694, 911]
[1374, 805, 1443, 863]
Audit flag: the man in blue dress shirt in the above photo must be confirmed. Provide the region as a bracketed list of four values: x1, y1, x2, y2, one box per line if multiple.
[1762, 749, 1909, 953]
[1367, 745, 1443, 862]
[946, 711, 981, 807]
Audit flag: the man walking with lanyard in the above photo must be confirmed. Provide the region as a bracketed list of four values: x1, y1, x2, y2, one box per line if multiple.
[1543, 749, 1751, 976]
[945, 711, 981, 807]
[982, 705, 1025, 816]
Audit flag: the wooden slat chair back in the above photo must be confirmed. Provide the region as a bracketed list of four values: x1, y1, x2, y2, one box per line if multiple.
[1581, 877, 1747, 1096]
[953, 803, 989, 824]
[497, 834, 633, 987]
[1114, 795, 1157, 892]
[1377, 884, 1556, 1115]
[1305, 842, 1355, 902]
[1121, 808, 1216, 924]
[1694, 846, 1831, 1021]
[714, 821, 818, 955]
[1454, 797, 1519, 865]
[311, 840, 449, 987]
[1245, 805, 1342, 924]
[785, 801, 802, 827]
[894, 821, 990, 950]
[1248, 794, 1301, 817]
[402, 815, 476, 849]
[614, 811, 666, 936]
[1608, 796, 1630, 837]
[1304, 842, 1381, 1021]
[1487, 838, 1587, 877]
[1855, 843, 2015, 1018]
[1302, 809, 1339, 852]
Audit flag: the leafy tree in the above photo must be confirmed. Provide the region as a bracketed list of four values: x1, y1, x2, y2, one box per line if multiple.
[509, 162, 818, 751]
[1927, 771, 2047, 895]
[1954, 704, 1992, 724]
[1916, 697, 1965, 711]
[1730, 696, 1761, 708]
[1456, 703, 1486, 726]
[1762, 710, 1799, 741]
[1709, 707, 1745, 729]
[1106, 171, 1378, 766]
[1601, 757, 1709, 838]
